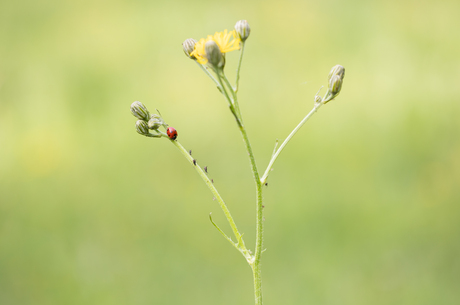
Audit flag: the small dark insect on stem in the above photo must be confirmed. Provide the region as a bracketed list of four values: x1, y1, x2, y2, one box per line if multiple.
[204, 166, 208, 173]
[189, 150, 192, 155]
[193, 159, 196, 165]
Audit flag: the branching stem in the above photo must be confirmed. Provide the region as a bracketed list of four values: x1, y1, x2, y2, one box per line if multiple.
[196, 62, 221, 90]
[218, 70, 264, 305]
[260, 102, 323, 185]
[167, 138, 251, 260]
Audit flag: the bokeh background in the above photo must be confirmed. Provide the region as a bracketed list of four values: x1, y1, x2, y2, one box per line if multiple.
[1, 0, 459, 304]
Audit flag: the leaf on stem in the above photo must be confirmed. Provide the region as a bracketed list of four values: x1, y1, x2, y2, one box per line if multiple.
[209, 213, 238, 248]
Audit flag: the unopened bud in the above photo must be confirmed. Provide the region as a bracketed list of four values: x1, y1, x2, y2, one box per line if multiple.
[323, 65, 345, 103]
[329, 74, 343, 95]
[182, 38, 197, 59]
[328, 65, 345, 82]
[235, 20, 250, 41]
[205, 40, 224, 69]
[314, 95, 322, 104]
[136, 120, 151, 136]
[130, 101, 150, 121]
[148, 115, 162, 130]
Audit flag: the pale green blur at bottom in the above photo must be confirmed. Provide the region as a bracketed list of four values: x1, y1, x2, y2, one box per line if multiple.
[1, 0, 459, 304]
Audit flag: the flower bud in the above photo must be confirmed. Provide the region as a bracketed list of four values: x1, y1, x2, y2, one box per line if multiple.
[235, 20, 250, 41]
[182, 38, 197, 59]
[205, 40, 225, 69]
[130, 101, 150, 121]
[323, 65, 345, 104]
[328, 65, 345, 82]
[135, 120, 151, 136]
[148, 116, 162, 130]
[314, 95, 322, 104]
[329, 74, 343, 95]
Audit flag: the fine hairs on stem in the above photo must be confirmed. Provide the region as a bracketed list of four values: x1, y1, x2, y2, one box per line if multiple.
[130, 20, 346, 305]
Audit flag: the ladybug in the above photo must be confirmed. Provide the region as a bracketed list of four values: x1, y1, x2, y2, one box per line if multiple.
[166, 127, 178, 140]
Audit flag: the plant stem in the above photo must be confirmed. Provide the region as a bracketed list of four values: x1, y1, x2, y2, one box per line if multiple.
[224, 80, 264, 305]
[215, 72, 242, 127]
[209, 62, 264, 305]
[252, 261, 262, 305]
[237, 122, 264, 305]
[222, 72, 241, 118]
[235, 42, 246, 93]
[196, 62, 222, 90]
[222, 71, 237, 104]
[260, 103, 323, 185]
[168, 138, 250, 258]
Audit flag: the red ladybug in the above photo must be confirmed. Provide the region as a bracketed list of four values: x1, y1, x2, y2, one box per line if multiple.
[166, 127, 178, 140]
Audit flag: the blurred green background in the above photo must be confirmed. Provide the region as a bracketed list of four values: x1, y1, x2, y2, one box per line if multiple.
[1, 0, 459, 304]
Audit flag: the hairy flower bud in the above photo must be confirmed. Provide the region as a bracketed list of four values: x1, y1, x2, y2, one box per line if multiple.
[182, 38, 197, 59]
[130, 101, 150, 121]
[136, 120, 151, 136]
[329, 74, 343, 95]
[148, 115, 162, 130]
[328, 65, 345, 82]
[205, 40, 225, 69]
[323, 65, 346, 103]
[235, 20, 250, 41]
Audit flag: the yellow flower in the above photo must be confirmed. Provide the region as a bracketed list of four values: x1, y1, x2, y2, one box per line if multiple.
[191, 29, 241, 65]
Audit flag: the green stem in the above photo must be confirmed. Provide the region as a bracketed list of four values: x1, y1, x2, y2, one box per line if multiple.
[196, 62, 222, 90]
[235, 42, 246, 93]
[215, 72, 242, 127]
[224, 77, 264, 305]
[238, 122, 264, 305]
[260, 102, 323, 185]
[222, 72, 241, 118]
[168, 138, 250, 259]
[215, 60, 264, 305]
[222, 71, 237, 103]
[215, 71, 234, 105]
[252, 262, 262, 305]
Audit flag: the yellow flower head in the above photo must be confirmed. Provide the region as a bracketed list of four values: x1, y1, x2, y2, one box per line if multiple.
[190, 29, 241, 65]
